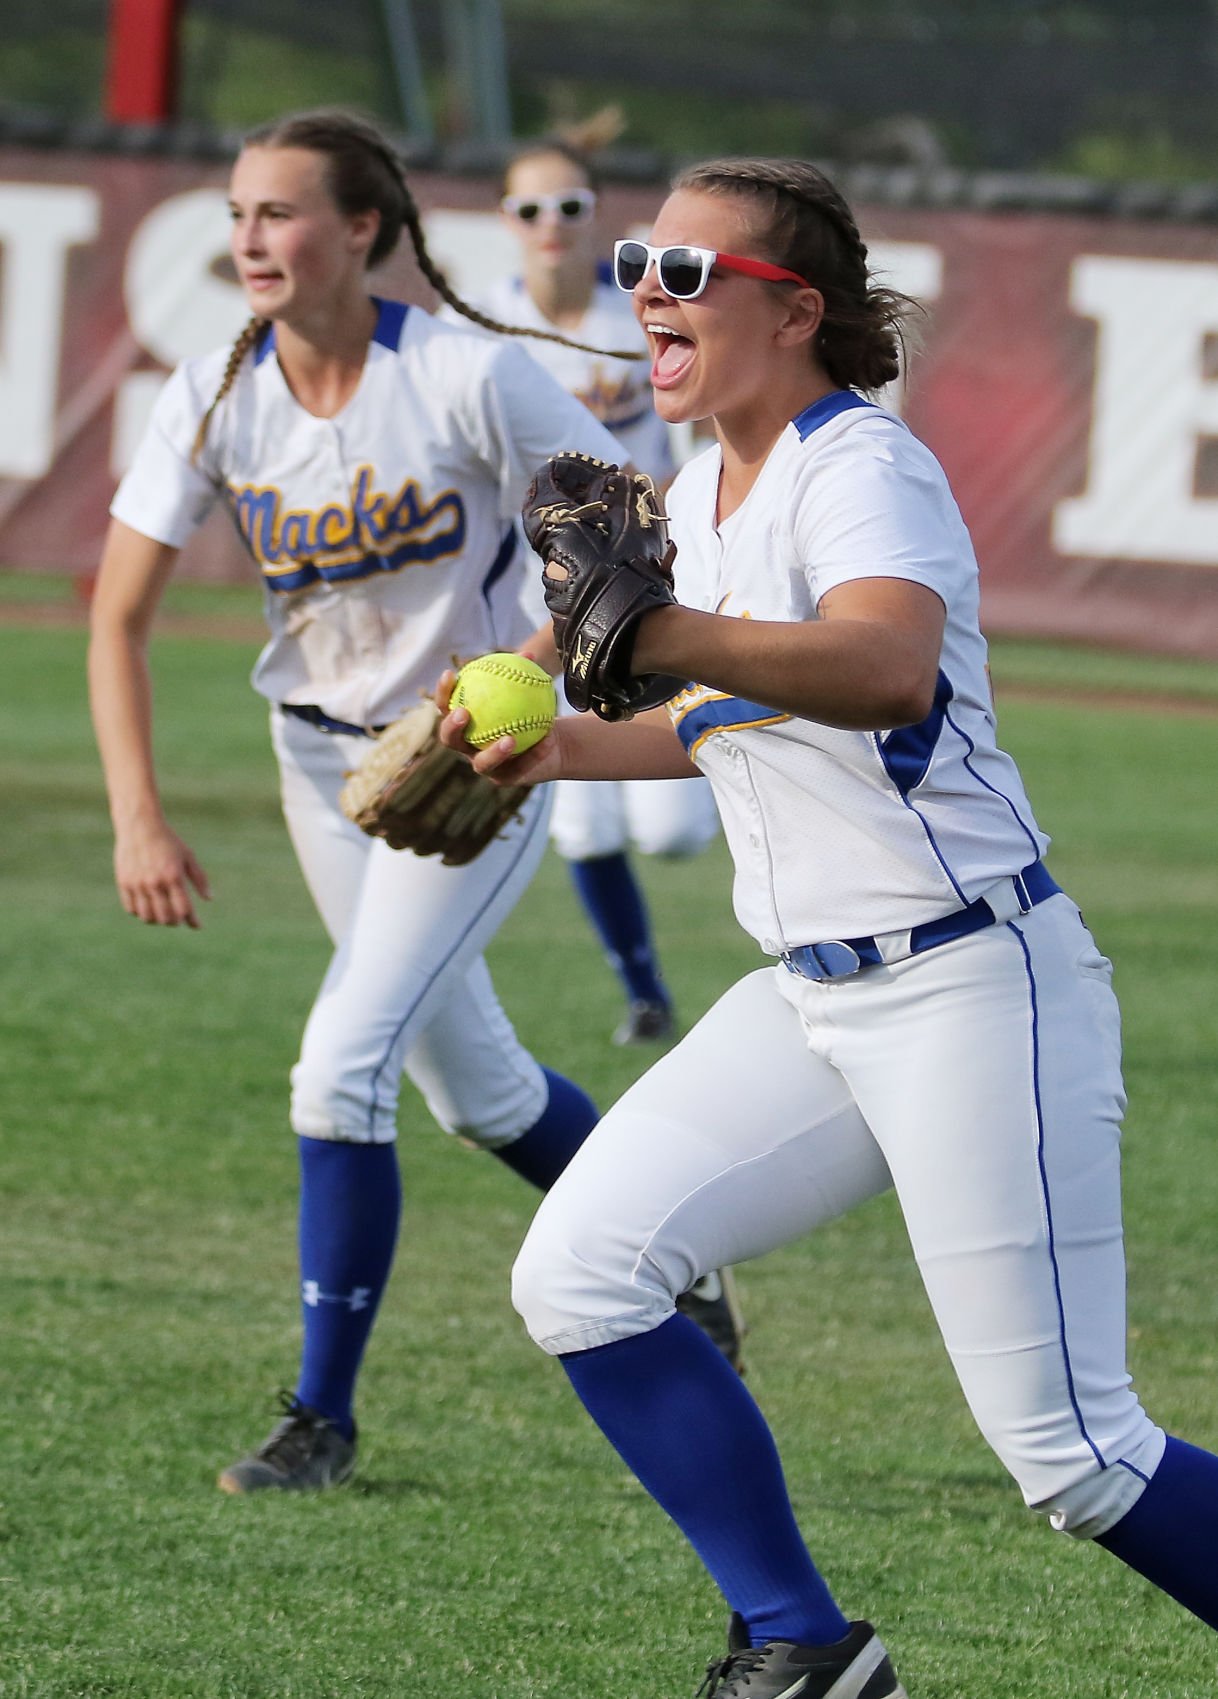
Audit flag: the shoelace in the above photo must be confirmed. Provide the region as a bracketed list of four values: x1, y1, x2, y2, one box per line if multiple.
[257, 1392, 329, 1465]
[695, 1644, 773, 1698]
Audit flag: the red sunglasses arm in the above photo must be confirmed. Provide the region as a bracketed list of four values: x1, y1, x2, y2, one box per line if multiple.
[716, 253, 812, 288]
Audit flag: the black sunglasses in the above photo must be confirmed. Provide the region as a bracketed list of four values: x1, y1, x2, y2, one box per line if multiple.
[501, 188, 597, 225]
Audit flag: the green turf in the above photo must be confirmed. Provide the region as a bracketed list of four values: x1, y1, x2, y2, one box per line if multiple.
[5, 570, 1218, 703]
[0, 569, 266, 626]
[1, 623, 1216, 1696]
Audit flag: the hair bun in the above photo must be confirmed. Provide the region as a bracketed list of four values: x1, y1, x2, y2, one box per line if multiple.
[555, 104, 626, 156]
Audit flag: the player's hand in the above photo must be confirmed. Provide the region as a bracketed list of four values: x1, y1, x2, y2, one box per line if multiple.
[433, 667, 461, 721]
[434, 675, 563, 788]
[113, 818, 212, 928]
[433, 665, 483, 755]
[465, 729, 563, 787]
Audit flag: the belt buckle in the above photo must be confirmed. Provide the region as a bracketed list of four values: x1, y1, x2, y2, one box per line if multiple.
[812, 940, 862, 978]
[782, 940, 863, 980]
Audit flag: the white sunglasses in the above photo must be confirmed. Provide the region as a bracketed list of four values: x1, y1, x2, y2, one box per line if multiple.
[612, 239, 811, 300]
[501, 187, 598, 225]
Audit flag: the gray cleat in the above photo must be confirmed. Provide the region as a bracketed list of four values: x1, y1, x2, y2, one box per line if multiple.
[217, 1393, 356, 1494]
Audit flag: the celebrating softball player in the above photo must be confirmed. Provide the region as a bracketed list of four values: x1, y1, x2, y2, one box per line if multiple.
[87, 107, 747, 1498]
[463, 120, 720, 1048]
[446, 158, 1218, 1695]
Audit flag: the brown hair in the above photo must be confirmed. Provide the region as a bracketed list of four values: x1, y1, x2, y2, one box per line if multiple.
[505, 135, 599, 195]
[193, 107, 640, 463]
[673, 157, 915, 393]
[503, 105, 627, 195]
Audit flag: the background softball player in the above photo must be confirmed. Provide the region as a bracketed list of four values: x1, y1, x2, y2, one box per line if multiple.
[448, 158, 1218, 1696]
[87, 107, 743, 1497]
[460, 119, 719, 1048]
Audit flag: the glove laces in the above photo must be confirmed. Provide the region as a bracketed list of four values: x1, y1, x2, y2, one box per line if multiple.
[533, 499, 611, 535]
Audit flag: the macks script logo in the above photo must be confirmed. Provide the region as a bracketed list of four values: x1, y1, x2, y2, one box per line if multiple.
[230, 464, 466, 591]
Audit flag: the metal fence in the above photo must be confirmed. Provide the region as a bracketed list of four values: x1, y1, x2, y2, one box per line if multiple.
[4, 2, 1217, 178]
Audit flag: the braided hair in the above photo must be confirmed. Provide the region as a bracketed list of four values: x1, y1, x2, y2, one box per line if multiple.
[673, 158, 915, 394]
[190, 315, 265, 464]
[193, 108, 641, 463]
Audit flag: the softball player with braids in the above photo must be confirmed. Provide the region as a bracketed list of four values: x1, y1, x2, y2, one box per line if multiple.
[86, 107, 738, 1496]
[449, 158, 1218, 1695]
[464, 125, 719, 1049]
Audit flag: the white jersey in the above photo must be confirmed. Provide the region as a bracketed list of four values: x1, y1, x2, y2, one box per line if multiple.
[110, 298, 622, 726]
[665, 390, 1048, 950]
[454, 275, 675, 481]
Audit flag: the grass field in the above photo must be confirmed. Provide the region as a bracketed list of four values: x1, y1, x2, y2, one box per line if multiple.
[2, 615, 1217, 1698]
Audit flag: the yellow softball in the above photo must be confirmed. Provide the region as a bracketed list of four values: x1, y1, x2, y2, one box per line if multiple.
[450, 653, 558, 753]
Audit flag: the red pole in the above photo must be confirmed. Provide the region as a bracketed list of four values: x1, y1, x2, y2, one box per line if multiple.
[104, 0, 182, 124]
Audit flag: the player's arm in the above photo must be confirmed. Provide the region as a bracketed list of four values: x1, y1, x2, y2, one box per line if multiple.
[470, 708, 696, 786]
[437, 666, 693, 786]
[87, 518, 212, 928]
[516, 619, 560, 676]
[631, 576, 946, 732]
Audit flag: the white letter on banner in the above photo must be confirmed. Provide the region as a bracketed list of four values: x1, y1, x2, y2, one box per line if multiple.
[0, 185, 100, 479]
[112, 188, 247, 474]
[1054, 256, 1218, 567]
[868, 242, 943, 415]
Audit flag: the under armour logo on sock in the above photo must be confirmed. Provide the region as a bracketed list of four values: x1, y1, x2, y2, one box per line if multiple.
[301, 1281, 372, 1311]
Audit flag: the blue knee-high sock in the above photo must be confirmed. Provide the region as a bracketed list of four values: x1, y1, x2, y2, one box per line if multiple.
[569, 853, 668, 1006]
[294, 1137, 401, 1440]
[561, 1313, 850, 1648]
[492, 1069, 598, 1190]
[1097, 1435, 1218, 1628]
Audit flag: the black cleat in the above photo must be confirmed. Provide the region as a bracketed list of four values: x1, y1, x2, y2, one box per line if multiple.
[676, 1268, 748, 1374]
[696, 1613, 908, 1699]
[217, 1392, 356, 1494]
[612, 997, 676, 1046]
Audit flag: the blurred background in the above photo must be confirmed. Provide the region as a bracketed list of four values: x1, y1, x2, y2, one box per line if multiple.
[1, 0, 1216, 653]
[3, 21, 1218, 1696]
[6, 0, 1218, 180]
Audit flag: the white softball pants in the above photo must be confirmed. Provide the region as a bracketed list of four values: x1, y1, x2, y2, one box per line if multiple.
[513, 894, 1165, 1537]
[272, 708, 550, 1148]
[548, 774, 720, 862]
[543, 660, 719, 862]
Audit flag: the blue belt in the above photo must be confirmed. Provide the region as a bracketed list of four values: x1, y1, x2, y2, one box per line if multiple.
[781, 860, 1059, 982]
[281, 703, 390, 738]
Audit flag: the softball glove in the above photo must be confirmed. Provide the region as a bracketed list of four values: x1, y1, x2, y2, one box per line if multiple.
[338, 699, 531, 865]
[522, 452, 687, 722]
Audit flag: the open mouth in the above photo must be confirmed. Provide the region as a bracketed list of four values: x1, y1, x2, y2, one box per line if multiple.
[647, 323, 696, 388]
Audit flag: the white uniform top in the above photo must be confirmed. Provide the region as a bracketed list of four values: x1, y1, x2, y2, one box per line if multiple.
[665, 390, 1048, 950]
[110, 298, 622, 727]
[453, 274, 675, 481]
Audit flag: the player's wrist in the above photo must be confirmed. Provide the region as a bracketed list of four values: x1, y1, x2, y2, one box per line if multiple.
[517, 622, 560, 676]
[631, 603, 687, 675]
[110, 795, 168, 838]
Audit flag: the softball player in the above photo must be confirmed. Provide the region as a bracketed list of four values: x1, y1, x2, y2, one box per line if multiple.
[472, 130, 719, 1048]
[447, 158, 1218, 1695]
[87, 107, 671, 1497]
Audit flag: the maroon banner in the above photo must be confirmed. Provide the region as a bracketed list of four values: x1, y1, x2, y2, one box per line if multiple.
[1, 148, 1216, 655]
